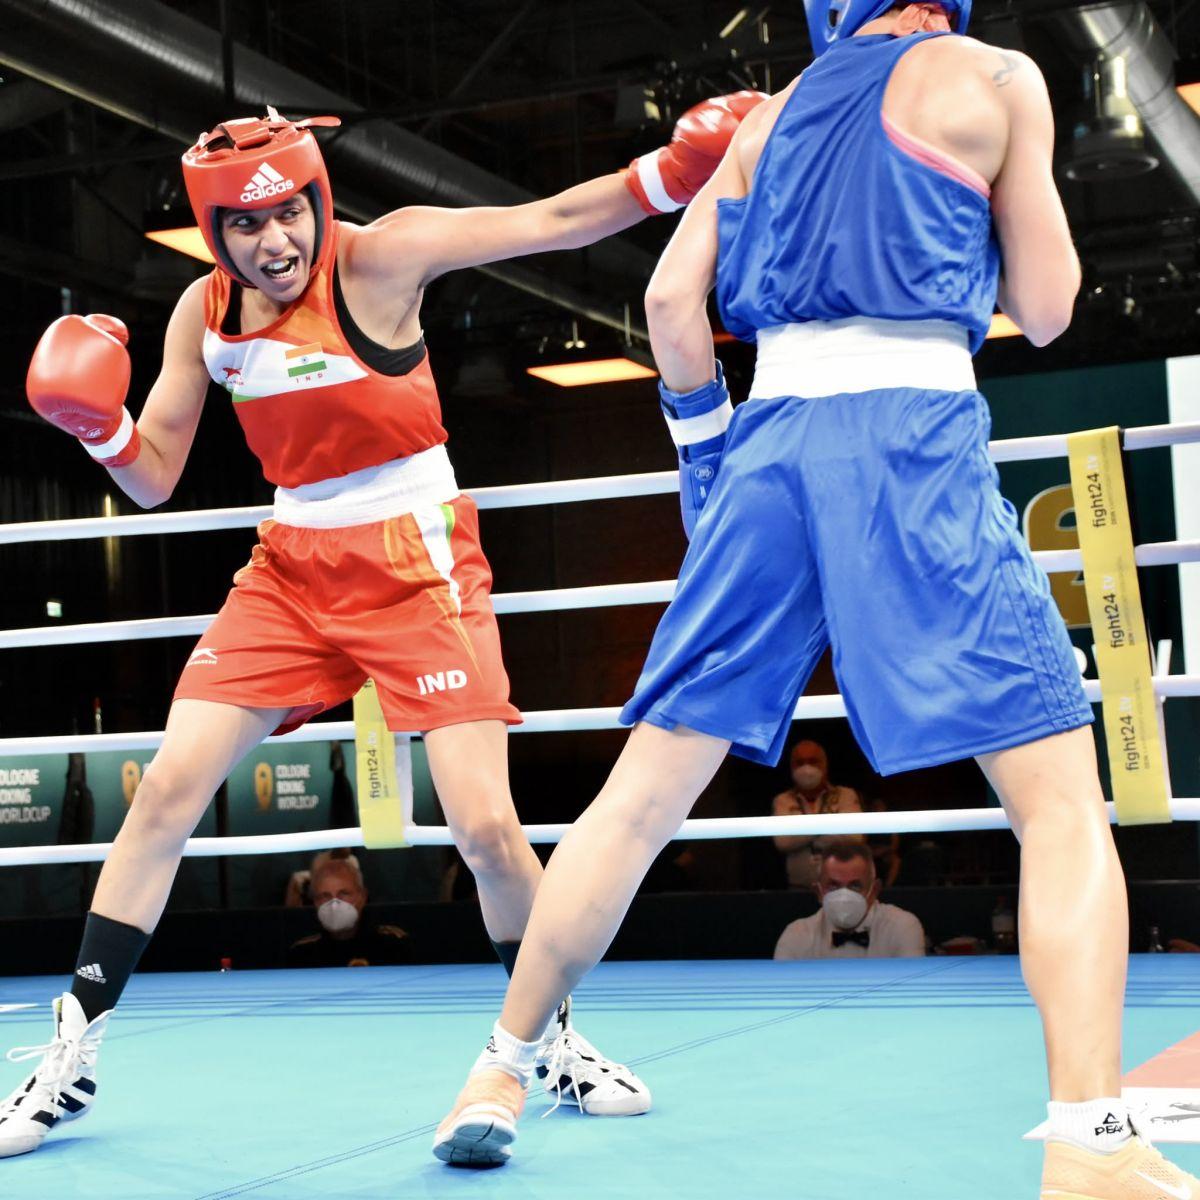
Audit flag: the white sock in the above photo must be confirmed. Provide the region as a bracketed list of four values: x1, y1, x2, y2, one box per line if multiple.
[470, 1022, 539, 1088]
[1047, 1099, 1134, 1153]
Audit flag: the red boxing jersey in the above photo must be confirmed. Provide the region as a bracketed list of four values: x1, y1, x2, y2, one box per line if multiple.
[201, 223, 448, 488]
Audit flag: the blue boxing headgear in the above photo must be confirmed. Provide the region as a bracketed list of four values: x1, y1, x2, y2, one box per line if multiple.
[805, 1, 972, 57]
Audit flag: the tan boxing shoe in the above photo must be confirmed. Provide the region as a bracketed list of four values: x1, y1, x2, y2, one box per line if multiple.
[432, 1066, 526, 1167]
[1042, 1129, 1200, 1199]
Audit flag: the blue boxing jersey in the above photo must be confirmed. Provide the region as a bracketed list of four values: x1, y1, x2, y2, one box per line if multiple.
[717, 32, 1001, 354]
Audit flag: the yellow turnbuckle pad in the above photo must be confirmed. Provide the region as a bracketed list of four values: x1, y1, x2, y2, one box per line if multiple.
[1067, 426, 1171, 825]
[352, 678, 413, 848]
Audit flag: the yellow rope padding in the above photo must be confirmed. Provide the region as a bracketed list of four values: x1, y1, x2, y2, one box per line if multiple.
[352, 679, 410, 847]
[1067, 426, 1171, 825]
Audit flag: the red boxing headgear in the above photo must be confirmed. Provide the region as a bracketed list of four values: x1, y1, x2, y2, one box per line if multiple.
[181, 106, 341, 288]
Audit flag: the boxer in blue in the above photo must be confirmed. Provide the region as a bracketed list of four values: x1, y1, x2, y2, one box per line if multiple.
[437, 6, 1196, 1194]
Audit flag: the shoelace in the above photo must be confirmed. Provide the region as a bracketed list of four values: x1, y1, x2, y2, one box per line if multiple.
[3, 1037, 85, 1119]
[538, 1029, 632, 1119]
[540, 1032, 581, 1119]
[561, 1028, 628, 1073]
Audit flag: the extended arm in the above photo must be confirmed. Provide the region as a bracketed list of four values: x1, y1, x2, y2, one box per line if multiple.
[373, 173, 646, 287]
[354, 91, 766, 288]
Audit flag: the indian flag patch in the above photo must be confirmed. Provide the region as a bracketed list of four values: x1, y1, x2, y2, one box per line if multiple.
[285, 342, 327, 381]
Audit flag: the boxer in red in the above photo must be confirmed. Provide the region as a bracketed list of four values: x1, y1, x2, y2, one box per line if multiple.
[1, 94, 764, 1158]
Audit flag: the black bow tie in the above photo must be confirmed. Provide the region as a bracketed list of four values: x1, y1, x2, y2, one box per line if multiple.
[832, 930, 870, 949]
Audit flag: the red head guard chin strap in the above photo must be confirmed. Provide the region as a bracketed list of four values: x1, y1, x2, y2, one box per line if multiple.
[181, 106, 341, 288]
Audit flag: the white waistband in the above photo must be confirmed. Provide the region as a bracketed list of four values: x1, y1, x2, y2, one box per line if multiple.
[272, 443, 460, 528]
[749, 318, 976, 400]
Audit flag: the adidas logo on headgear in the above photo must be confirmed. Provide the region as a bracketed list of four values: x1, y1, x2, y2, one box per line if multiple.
[240, 161, 295, 203]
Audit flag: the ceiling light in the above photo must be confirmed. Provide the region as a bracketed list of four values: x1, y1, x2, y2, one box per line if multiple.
[144, 226, 214, 263]
[720, 7, 751, 38]
[1062, 55, 1158, 183]
[987, 313, 1022, 340]
[527, 357, 658, 387]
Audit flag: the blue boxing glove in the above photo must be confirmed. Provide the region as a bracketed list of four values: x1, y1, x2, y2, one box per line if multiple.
[659, 361, 733, 538]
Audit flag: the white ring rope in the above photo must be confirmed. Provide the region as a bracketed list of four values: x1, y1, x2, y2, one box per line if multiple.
[1, 420, 1196, 868]
[0, 580, 680, 650]
[0, 675, 1195, 758]
[2, 542, 1197, 651]
[3, 798, 1199, 868]
[1, 420, 1197, 547]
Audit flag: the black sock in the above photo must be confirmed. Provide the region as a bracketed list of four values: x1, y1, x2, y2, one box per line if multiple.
[70, 912, 151, 1022]
[491, 939, 521, 978]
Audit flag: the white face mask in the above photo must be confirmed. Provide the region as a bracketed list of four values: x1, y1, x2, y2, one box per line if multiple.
[316, 897, 359, 934]
[793, 766, 823, 791]
[823, 887, 869, 931]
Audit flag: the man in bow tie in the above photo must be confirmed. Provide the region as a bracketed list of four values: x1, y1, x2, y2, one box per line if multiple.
[774, 841, 925, 960]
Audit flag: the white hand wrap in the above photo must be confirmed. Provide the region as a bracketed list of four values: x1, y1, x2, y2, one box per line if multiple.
[635, 148, 685, 214]
[81, 408, 135, 460]
[662, 400, 734, 448]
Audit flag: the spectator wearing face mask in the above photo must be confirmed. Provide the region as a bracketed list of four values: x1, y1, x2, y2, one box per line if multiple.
[283, 847, 362, 907]
[773, 840, 925, 960]
[286, 857, 411, 967]
[772, 739, 864, 889]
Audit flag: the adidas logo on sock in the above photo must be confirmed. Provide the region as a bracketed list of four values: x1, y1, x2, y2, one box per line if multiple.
[75, 963, 107, 985]
[1095, 1112, 1127, 1136]
[485, 1036, 497, 1055]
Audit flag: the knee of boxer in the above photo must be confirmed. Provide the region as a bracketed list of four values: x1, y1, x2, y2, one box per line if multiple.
[124, 762, 213, 846]
[454, 806, 527, 879]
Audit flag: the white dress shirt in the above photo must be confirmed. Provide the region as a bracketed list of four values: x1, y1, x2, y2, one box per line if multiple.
[773, 901, 926, 960]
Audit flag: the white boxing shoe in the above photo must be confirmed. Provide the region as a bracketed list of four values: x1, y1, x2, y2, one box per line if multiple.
[0, 993, 109, 1158]
[536, 998, 651, 1117]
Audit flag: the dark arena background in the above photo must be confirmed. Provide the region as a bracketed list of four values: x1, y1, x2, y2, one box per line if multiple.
[0, 2, 1199, 1197]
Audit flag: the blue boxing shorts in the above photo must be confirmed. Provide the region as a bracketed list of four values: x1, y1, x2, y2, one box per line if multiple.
[620, 378, 1093, 774]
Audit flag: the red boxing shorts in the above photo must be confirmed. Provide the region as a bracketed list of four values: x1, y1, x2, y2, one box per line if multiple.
[174, 495, 521, 735]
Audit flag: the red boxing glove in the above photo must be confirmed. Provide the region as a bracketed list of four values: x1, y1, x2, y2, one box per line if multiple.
[625, 89, 769, 215]
[26, 314, 141, 468]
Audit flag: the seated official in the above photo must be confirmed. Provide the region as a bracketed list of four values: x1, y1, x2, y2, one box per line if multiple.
[286, 857, 411, 968]
[772, 739, 863, 889]
[284, 847, 362, 908]
[774, 840, 924, 960]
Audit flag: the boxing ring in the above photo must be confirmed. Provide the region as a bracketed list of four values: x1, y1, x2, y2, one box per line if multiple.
[1, 419, 1199, 1197]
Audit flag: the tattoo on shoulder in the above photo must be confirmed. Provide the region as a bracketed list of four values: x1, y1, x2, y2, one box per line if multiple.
[993, 51, 1021, 88]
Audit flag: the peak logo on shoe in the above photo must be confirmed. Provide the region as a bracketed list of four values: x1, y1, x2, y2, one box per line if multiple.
[75, 964, 106, 985]
[1095, 1112, 1127, 1136]
[1135, 1175, 1192, 1200]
